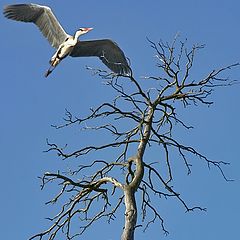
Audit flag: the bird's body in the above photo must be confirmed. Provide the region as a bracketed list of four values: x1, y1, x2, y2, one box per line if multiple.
[3, 3, 130, 77]
[46, 29, 94, 77]
[46, 35, 76, 77]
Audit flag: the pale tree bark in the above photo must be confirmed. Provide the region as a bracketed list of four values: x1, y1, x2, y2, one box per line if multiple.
[122, 186, 137, 240]
[30, 37, 239, 240]
[121, 106, 153, 240]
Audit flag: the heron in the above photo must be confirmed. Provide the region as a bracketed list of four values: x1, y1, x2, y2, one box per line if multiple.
[3, 3, 131, 77]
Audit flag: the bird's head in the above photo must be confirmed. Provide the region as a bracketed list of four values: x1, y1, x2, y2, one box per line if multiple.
[75, 27, 93, 38]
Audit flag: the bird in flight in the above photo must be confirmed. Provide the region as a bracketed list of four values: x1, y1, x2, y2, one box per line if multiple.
[3, 3, 131, 77]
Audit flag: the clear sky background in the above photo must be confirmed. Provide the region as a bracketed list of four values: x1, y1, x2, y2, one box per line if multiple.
[1, 0, 240, 239]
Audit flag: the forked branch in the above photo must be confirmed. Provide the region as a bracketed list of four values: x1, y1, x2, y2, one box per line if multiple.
[31, 37, 239, 240]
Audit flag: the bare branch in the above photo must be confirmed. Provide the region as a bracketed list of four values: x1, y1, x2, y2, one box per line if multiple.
[31, 37, 238, 240]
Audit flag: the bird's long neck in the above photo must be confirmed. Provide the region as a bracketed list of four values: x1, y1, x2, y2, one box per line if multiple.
[74, 31, 83, 41]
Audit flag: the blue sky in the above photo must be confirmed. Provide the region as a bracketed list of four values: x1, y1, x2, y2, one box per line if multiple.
[1, 0, 240, 239]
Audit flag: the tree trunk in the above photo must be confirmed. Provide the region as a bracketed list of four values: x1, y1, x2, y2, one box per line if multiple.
[121, 107, 153, 240]
[121, 186, 137, 240]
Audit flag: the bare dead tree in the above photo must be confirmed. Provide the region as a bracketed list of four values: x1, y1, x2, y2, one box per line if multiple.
[30, 36, 239, 240]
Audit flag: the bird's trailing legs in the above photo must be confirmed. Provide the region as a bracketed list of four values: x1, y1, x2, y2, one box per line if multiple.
[45, 66, 54, 77]
[44, 42, 72, 77]
[45, 54, 61, 77]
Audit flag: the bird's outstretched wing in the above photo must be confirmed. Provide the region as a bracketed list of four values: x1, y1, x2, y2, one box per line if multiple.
[3, 4, 68, 48]
[70, 39, 131, 75]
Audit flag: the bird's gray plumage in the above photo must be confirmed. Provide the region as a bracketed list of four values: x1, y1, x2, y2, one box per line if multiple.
[3, 3, 68, 48]
[3, 3, 131, 75]
[71, 39, 130, 75]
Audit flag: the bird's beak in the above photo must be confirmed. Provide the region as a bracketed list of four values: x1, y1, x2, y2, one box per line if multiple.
[86, 27, 93, 32]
